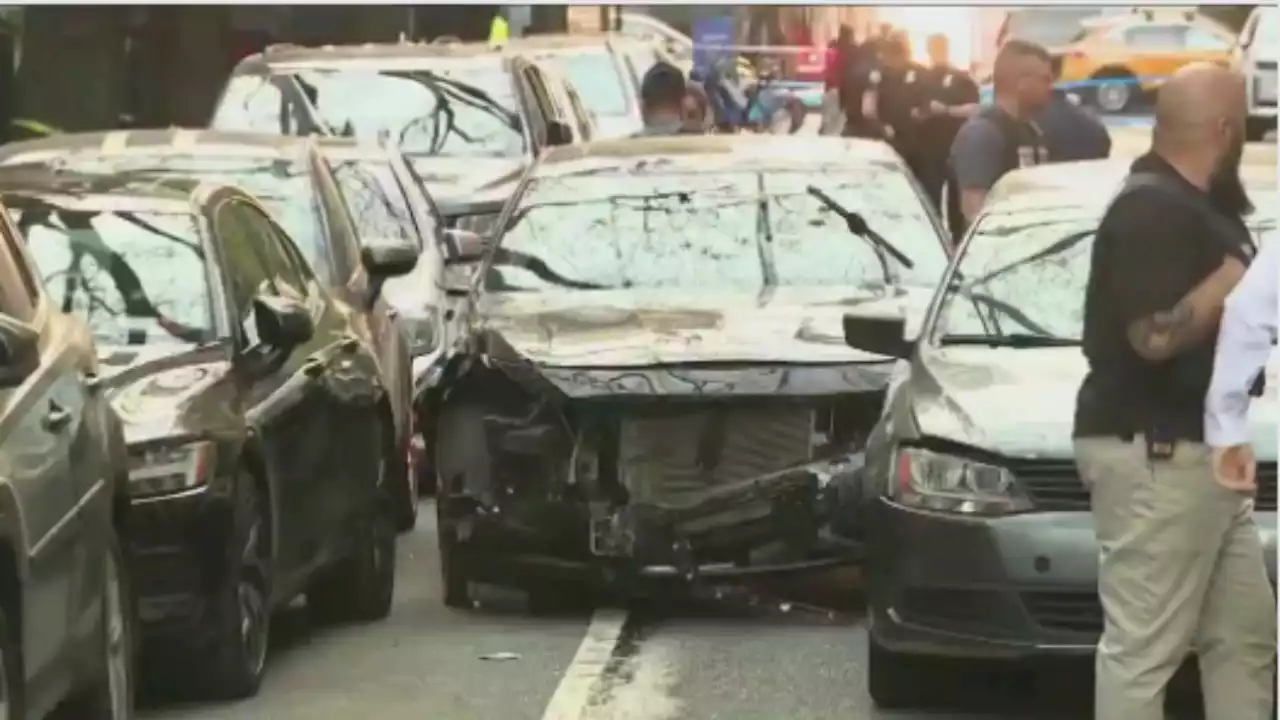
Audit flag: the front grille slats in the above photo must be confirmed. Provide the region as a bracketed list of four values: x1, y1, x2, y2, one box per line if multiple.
[1022, 590, 1103, 634]
[1013, 461, 1277, 513]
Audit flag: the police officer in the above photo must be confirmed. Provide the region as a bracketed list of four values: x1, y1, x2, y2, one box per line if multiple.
[947, 39, 1053, 244]
[846, 33, 917, 154]
[910, 34, 980, 214]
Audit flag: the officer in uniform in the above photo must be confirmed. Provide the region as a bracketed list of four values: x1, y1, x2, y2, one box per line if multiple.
[910, 34, 980, 215]
[847, 33, 918, 156]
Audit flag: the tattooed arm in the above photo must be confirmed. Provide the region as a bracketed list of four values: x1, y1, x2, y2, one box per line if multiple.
[1126, 256, 1247, 361]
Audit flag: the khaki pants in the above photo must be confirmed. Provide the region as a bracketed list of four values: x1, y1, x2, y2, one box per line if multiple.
[1075, 437, 1277, 720]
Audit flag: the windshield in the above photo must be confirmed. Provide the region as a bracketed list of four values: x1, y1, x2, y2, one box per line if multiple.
[211, 60, 527, 160]
[546, 50, 633, 118]
[932, 202, 1277, 343]
[486, 161, 949, 294]
[11, 203, 216, 349]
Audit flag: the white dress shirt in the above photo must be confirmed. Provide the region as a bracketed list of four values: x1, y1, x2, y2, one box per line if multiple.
[1205, 239, 1279, 448]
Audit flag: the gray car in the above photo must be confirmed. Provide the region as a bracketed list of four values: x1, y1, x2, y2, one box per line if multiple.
[837, 159, 1277, 710]
[0, 197, 135, 718]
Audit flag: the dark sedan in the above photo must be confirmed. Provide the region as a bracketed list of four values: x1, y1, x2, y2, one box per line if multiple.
[426, 134, 953, 609]
[837, 159, 1277, 710]
[1, 167, 416, 699]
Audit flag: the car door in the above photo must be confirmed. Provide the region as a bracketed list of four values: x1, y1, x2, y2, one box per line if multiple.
[516, 64, 551, 150]
[212, 197, 333, 581]
[0, 224, 83, 710]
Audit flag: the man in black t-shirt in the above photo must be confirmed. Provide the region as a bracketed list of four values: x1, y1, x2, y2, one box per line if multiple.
[1073, 63, 1274, 720]
[947, 40, 1052, 245]
[909, 34, 980, 215]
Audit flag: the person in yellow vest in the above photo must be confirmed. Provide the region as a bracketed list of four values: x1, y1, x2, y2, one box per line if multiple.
[489, 13, 509, 49]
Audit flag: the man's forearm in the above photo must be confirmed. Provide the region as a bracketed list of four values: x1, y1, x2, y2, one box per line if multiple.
[1126, 256, 1246, 362]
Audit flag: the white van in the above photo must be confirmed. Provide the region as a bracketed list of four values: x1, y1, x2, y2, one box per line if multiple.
[1236, 5, 1278, 141]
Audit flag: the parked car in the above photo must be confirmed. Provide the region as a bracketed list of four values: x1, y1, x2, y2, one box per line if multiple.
[618, 11, 758, 86]
[835, 159, 1277, 710]
[207, 41, 595, 214]
[425, 134, 953, 610]
[1053, 10, 1236, 113]
[0, 165, 414, 700]
[1234, 5, 1278, 141]
[0, 130, 421, 532]
[0, 186, 136, 718]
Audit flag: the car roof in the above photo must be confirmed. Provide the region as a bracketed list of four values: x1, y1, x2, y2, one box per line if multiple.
[537, 134, 904, 173]
[0, 164, 205, 214]
[503, 33, 636, 53]
[0, 128, 350, 165]
[239, 40, 522, 71]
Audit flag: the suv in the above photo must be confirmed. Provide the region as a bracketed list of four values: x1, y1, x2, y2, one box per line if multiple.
[208, 41, 596, 210]
[1236, 5, 1278, 141]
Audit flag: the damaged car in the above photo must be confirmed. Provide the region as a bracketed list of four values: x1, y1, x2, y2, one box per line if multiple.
[424, 134, 954, 608]
[836, 159, 1277, 710]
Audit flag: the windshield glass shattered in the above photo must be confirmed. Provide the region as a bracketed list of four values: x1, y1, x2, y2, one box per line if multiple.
[211, 59, 527, 160]
[11, 202, 217, 348]
[486, 160, 949, 293]
[934, 198, 1277, 343]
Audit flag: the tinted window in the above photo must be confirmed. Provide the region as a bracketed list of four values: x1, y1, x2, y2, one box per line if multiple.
[1124, 25, 1187, 49]
[489, 160, 949, 293]
[330, 160, 419, 247]
[545, 49, 632, 118]
[14, 202, 216, 347]
[211, 60, 527, 160]
[231, 201, 310, 296]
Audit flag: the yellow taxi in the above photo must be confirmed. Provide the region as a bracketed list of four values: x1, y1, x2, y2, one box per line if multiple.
[1054, 9, 1236, 112]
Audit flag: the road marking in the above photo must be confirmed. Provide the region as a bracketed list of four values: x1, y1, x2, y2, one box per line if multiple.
[541, 609, 629, 720]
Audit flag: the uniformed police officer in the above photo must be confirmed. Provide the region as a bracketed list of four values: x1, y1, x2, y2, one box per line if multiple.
[910, 34, 980, 215]
[850, 34, 918, 157]
[947, 39, 1053, 244]
[1036, 57, 1111, 162]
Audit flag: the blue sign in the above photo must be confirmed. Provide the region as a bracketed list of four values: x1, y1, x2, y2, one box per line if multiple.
[692, 15, 734, 78]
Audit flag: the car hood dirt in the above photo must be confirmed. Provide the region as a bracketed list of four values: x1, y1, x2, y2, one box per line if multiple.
[912, 346, 1280, 461]
[408, 156, 525, 202]
[480, 286, 933, 367]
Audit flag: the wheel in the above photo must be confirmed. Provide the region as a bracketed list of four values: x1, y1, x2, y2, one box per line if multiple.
[64, 529, 136, 718]
[867, 637, 928, 710]
[1089, 71, 1136, 114]
[308, 448, 397, 623]
[1246, 116, 1274, 143]
[0, 592, 23, 720]
[193, 474, 271, 700]
[434, 401, 491, 610]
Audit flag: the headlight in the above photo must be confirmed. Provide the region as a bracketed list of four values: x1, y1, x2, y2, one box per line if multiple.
[892, 447, 1031, 515]
[398, 313, 439, 357]
[128, 441, 215, 497]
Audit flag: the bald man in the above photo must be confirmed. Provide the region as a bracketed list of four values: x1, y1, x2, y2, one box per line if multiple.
[1074, 63, 1275, 720]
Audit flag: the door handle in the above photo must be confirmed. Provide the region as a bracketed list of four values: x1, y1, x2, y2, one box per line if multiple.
[42, 402, 71, 433]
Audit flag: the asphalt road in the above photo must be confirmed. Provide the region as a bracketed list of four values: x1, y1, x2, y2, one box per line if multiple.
[140, 123, 1273, 720]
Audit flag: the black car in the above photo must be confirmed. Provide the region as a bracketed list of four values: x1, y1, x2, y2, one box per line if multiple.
[0, 129, 421, 532]
[836, 159, 1278, 710]
[0, 189, 137, 718]
[425, 134, 953, 609]
[207, 41, 596, 210]
[0, 166, 417, 699]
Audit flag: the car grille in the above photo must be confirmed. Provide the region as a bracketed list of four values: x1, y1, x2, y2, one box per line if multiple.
[1013, 460, 1277, 512]
[1022, 590, 1102, 635]
[617, 405, 814, 509]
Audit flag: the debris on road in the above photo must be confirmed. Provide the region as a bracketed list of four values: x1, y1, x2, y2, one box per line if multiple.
[480, 652, 522, 662]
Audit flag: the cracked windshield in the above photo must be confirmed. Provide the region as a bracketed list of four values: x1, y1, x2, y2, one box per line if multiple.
[543, 50, 633, 119]
[489, 161, 949, 294]
[212, 59, 525, 159]
[11, 201, 215, 348]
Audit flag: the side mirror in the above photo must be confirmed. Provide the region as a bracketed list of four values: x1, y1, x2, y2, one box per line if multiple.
[254, 295, 314, 349]
[443, 228, 487, 265]
[0, 317, 40, 388]
[546, 120, 574, 147]
[361, 239, 419, 278]
[843, 314, 911, 359]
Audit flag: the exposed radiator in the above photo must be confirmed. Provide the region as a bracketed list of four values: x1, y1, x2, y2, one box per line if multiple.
[617, 405, 814, 510]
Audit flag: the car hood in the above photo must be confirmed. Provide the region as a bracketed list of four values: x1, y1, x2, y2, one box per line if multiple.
[591, 114, 644, 140]
[480, 286, 933, 367]
[99, 344, 241, 445]
[407, 156, 526, 202]
[912, 346, 1280, 461]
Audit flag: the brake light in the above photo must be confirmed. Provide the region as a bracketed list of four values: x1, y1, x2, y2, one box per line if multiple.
[896, 451, 914, 494]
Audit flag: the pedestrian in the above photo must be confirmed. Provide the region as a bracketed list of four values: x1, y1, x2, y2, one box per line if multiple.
[946, 39, 1053, 244]
[637, 61, 696, 136]
[681, 80, 711, 133]
[820, 25, 856, 136]
[843, 34, 915, 149]
[910, 34, 980, 215]
[1073, 62, 1275, 720]
[1036, 56, 1111, 162]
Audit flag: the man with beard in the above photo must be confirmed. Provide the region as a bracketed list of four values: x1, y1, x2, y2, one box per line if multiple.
[1073, 63, 1274, 720]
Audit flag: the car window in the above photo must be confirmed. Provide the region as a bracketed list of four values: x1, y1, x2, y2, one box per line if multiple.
[1184, 26, 1229, 51]
[229, 200, 310, 297]
[13, 200, 217, 348]
[330, 159, 420, 248]
[211, 60, 527, 161]
[622, 44, 661, 86]
[1258, 10, 1280, 48]
[544, 49, 633, 118]
[1123, 24, 1187, 49]
[487, 160, 950, 294]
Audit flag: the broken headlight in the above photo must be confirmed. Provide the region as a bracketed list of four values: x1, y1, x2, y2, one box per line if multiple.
[892, 447, 1031, 515]
[128, 440, 215, 498]
[398, 311, 439, 358]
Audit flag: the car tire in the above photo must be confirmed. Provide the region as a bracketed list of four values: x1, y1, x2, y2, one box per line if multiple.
[0, 594, 23, 720]
[64, 529, 136, 718]
[308, 445, 397, 624]
[195, 473, 271, 700]
[1089, 69, 1136, 114]
[867, 637, 927, 710]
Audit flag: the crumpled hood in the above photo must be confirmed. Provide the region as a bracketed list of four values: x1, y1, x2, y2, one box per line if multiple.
[100, 344, 237, 445]
[408, 156, 526, 202]
[912, 346, 1280, 461]
[481, 286, 933, 367]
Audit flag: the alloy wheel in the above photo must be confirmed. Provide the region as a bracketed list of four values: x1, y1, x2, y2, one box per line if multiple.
[239, 517, 269, 678]
[1096, 82, 1131, 113]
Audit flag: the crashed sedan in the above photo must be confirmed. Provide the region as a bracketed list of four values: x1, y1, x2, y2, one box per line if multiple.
[426, 134, 953, 608]
[837, 159, 1277, 710]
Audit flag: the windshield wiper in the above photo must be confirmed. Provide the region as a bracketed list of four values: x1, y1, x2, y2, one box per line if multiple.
[940, 333, 1080, 348]
[806, 185, 914, 277]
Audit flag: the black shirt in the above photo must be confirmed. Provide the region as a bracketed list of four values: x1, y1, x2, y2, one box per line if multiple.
[947, 105, 1049, 243]
[1035, 94, 1111, 162]
[1074, 153, 1256, 442]
[914, 65, 980, 161]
